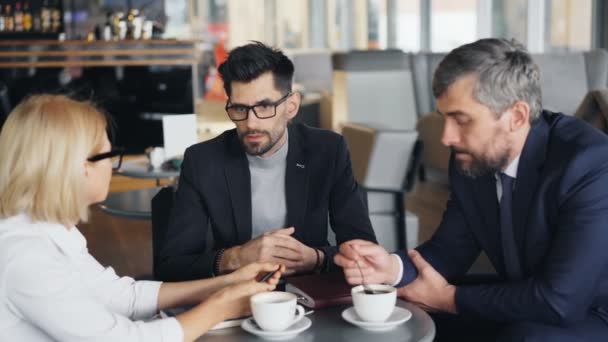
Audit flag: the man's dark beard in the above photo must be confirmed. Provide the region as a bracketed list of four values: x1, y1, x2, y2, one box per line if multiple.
[452, 147, 509, 179]
[238, 129, 278, 156]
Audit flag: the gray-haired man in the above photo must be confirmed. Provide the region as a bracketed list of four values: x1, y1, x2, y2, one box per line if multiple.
[336, 38, 608, 341]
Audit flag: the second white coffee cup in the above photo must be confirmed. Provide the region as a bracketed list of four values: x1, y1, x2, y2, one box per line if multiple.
[251, 291, 305, 331]
[351, 284, 397, 322]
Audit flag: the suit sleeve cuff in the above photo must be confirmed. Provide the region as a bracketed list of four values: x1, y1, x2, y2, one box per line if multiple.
[455, 285, 475, 316]
[319, 246, 336, 272]
[393, 250, 418, 287]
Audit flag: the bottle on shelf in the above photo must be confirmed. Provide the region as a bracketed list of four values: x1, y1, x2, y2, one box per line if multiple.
[14, 1, 24, 32]
[41, 0, 51, 33]
[50, 0, 61, 33]
[0, 4, 5, 32]
[4, 4, 14, 32]
[23, 1, 32, 31]
[103, 12, 112, 41]
[111, 11, 123, 40]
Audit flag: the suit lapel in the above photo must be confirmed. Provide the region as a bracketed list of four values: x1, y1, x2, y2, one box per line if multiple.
[512, 114, 549, 270]
[224, 132, 252, 244]
[285, 125, 309, 241]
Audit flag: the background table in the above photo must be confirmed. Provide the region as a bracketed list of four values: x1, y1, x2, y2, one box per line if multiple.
[98, 187, 161, 219]
[197, 300, 435, 342]
[118, 156, 180, 180]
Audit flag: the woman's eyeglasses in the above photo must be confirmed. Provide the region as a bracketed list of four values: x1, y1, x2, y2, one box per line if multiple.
[87, 148, 125, 171]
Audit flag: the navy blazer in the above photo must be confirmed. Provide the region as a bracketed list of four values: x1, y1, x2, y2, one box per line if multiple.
[158, 123, 376, 281]
[398, 111, 608, 326]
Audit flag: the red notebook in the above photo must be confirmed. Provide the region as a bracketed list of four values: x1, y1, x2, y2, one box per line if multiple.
[285, 272, 353, 309]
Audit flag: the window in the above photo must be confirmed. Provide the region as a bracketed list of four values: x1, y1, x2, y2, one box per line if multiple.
[276, 0, 308, 48]
[492, 0, 527, 45]
[393, 0, 420, 51]
[544, 0, 592, 52]
[431, 0, 477, 52]
[368, 0, 387, 49]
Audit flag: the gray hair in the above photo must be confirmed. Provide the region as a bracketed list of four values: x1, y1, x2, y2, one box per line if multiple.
[432, 38, 542, 123]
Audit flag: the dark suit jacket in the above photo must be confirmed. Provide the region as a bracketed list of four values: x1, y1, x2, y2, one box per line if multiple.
[398, 111, 608, 327]
[158, 123, 376, 281]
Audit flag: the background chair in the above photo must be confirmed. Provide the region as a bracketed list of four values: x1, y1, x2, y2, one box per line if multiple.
[151, 185, 215, 280]
[329, 50, 418, 132]
[0, 81, 11, 129]
[290, 50, 334, 94]
[151, 186, 175, 280]
[341, 122, 422, 251]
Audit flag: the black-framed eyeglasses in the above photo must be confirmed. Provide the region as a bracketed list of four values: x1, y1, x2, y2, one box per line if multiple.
[225, 92, 292, 121]
[87, 147, 125, 171]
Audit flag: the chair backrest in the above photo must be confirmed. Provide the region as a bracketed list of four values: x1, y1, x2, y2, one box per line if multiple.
[584, 49, 608, 90]
[342, 122, 420, 192]
[290, 50, 333, 94]
[331, 50, 418, 130]
[409, 52, 446, 115]
[151, 186, 175, 280]
[341, 123, 422, 251]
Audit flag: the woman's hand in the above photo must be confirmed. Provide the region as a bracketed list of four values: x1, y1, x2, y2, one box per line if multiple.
[175, 262, 285, 341]
[206, 279, 274, 320]
[227, 262, 285, 285]
[211, 262, 284, 320]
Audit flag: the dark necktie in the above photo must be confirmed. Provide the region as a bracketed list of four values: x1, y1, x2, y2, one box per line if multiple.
[499, 173, 521, 279]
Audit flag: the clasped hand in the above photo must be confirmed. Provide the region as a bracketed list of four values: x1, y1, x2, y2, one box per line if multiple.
[223, 227, 318, 275]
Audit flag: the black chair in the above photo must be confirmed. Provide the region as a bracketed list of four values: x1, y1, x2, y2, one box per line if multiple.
[0, 81, 11, 129]
[151, 185, 214, 280]
[362, 139, 423, 250]
[151, 186, 175, 280]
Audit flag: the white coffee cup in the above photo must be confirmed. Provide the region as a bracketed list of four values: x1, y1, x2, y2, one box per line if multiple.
[250, 292, 305, 331]
[147, 147, 165, 169]
[351, 284, 397, 322]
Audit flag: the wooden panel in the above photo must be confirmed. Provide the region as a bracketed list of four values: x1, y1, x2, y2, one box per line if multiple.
[0, 39, 200, 46]
[0, 39, 201, 69]
[0, 59, 197, 68]
[0, 48, 197, 58]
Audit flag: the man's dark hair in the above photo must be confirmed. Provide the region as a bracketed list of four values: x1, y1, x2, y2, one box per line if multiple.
[218, 41, 294, 98]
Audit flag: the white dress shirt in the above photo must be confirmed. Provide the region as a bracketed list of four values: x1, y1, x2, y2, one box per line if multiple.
[0, 214, 183, 341]
[496, 154, 520, 201]
[391, 154, 522, 286]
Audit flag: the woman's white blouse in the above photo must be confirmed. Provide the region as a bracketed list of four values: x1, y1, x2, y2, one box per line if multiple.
[0, 214, 184, 341]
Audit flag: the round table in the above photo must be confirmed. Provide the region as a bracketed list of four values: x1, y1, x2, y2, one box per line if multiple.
[197, 300, 435, 341]
[98, 187, 162, 219]
[117, 156, 180, 179]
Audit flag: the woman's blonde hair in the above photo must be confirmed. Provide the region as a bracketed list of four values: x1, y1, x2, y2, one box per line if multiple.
[0, 94, 108, 226]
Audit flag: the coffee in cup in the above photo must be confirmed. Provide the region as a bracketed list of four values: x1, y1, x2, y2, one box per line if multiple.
[351, 284, 397, 322]
[250, 291, 305, 331]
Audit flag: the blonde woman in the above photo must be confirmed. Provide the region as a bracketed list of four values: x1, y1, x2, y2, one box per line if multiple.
[0, 95, 284, 342]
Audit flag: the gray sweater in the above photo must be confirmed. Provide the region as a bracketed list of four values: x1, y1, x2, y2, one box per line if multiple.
[246, 140, 288, 238]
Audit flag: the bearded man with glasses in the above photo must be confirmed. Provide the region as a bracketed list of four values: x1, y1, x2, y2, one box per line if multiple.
[158, 42, 377, 281]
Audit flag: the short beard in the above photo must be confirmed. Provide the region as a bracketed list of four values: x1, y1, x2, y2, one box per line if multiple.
[453, 148, 510, 179]
[238, 129, 281, 156]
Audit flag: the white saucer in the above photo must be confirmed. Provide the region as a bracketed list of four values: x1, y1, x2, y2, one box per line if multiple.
[341, 306, 412, 331]
[241, 316, 312, 340]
